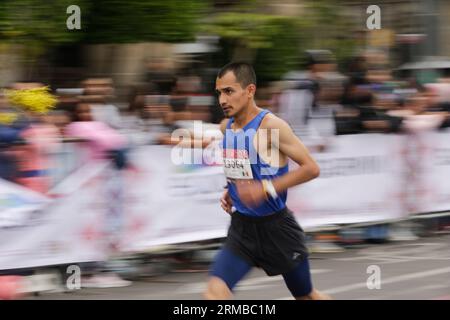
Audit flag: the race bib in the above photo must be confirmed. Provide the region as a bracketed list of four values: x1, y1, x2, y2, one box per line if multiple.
[223, 149, 253, 180]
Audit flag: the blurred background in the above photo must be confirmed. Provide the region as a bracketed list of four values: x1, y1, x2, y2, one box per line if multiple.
[0, 0, 449, 300]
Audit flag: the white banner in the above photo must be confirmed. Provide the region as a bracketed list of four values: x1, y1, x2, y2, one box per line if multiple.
[0, 180, 50, 229]
[121, 146, 228, 253]
[120, 135, 408, 250]
[287, 134, 406, 229]
[415, 129, 450, 213]
[0, 162, 109, 270]
[2, 131, 450, 269]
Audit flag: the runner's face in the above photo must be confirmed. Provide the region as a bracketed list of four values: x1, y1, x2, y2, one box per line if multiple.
[216, 71, 253, 117]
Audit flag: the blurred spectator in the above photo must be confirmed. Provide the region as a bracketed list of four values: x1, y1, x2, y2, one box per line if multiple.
[128, 72, 211, 131]
[333, 108, 362, 135]
[400, 94, 447, 133]
[169, 77, 189, 113]
[127, 82, 159, 116]
[65, 103, 131, 288]
[4, 83, 61, 194]
[80, 78, 122, 129]
[341, 59, 372, 108]
[145, 58, 176, 95]
[145, 95, 172, 124]
[336, 54, 406, 135]
[65, 103, 127, 164]
[280, 50, 333, 127]
[424, 80, 450, 128]
[14, 113, 61, 194]
[358, 94, 404, 134]
[55, 88, 83, 114]
[0, 95, 29, 182]
[48, 110, 71, 137]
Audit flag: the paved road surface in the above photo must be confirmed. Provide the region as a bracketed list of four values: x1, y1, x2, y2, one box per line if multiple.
[29, 234, 450, 300]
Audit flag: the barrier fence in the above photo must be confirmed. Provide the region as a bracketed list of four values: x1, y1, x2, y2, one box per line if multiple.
[1, 130, 450, 270]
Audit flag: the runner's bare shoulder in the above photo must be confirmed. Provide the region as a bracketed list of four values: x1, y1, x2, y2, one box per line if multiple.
[259, 112, 290, 131]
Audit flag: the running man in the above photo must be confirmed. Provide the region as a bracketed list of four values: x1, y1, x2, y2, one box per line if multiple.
[204, 62, 330, 300]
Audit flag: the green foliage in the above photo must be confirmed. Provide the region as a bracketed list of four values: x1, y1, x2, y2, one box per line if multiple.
[201, 13, 289, 49]
[0, 0, 208, 46]
[0, 0, 89, 78]
[0, 0, 359, 83]
[0, 0, 88, 46]
[203, 0, 359, 81]
[201, 13, 305, 82]
[85, 0, 208, 43]
[253, 18, 304, 83]
[302, 0, 358, 65]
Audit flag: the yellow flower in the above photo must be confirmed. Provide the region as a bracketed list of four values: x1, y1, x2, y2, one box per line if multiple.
[4, 86, 58, 114]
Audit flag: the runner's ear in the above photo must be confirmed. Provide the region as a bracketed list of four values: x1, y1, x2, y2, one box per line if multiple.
[247, 84, 256, 98]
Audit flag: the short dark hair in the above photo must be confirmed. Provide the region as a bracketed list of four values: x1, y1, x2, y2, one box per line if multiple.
[217, 62, 256, 88]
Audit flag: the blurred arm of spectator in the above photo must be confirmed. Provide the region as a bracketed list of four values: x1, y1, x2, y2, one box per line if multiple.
[162, 110, 213, 124]
[65, 121, 127, 161]
[362, 119, 391, 132]
[157, 134, 212, 148]
[402, 113, 446, 132]
[65, 104, 127, 163]
[421, 84, 450, 128]
[399, 95, 447, 132]
[156, 122, 217, 148]
[386, 109, 414, 118]
[156, 118, 221, 148]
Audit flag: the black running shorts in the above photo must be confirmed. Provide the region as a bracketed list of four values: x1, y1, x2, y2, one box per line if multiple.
[224, 207, 309, 276]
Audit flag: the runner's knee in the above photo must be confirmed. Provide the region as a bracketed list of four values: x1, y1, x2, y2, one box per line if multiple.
[203, 277, 232, 300]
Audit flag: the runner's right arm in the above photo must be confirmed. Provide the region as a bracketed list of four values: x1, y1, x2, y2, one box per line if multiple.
[219, 118, 233, 213]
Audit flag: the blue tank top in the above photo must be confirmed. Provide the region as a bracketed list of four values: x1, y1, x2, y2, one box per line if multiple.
[223, 109, 289, 216]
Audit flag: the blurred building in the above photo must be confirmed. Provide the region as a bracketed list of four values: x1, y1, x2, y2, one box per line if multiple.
[342, 0, 449, 63]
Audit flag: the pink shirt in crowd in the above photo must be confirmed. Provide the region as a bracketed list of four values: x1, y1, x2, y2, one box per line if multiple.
[65, 121, 127, 161]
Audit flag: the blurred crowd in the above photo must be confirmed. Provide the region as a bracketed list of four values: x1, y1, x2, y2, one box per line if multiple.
[0, 79, 127, 194]
[275, 50, 450, 139]
[2, 49, 450, 194]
